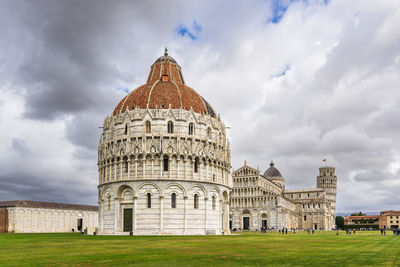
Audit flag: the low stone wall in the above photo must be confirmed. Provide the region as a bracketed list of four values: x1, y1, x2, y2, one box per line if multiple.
[6, 207, 98, 233]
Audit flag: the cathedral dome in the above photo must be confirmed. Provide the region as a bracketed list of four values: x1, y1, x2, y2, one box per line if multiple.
[263, 161, 282, 178]
[113, 50, 216, 117]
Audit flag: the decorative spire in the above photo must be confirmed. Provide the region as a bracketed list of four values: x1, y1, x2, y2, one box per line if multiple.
[164, 47, 168, 56]
[270, 160, 274, 167]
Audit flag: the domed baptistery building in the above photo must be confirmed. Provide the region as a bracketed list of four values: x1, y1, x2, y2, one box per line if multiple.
[97, 50, 231, 235]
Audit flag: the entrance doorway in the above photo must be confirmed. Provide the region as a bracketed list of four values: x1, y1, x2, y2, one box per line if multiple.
[243, 217, 250, 230]
[262, 220, 267, 229]
[123, 208, 133, 232]
[77, 218, 83, 231]
[314, 224, 318, 230]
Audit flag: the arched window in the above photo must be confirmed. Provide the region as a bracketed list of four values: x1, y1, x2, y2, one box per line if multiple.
[163, 156, 169, 171]
[125, 124, 128, 135]
[171, 193, 176, 208]
[145, 121, 151, 134]
[167, 121, 174, 133]
[147, 193, 151, 208]
[188, 123, 194, 135]
[212, 195, 216, 210]
[207, 127, 211, 138]
[194, 194, 199, 209]
[194, 158, 199, 173]
[124, 161, 128, 173]
[107, 195, 111, 210]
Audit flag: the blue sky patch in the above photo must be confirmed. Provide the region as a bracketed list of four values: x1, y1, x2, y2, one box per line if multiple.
[115, 87, 129, 94]
[176, 20, 202, 40]
[267, 0, 330, 24]
[268, 0, 298, 24]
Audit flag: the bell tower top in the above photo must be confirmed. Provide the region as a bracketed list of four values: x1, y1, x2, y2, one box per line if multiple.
[319, 167, 335, 177]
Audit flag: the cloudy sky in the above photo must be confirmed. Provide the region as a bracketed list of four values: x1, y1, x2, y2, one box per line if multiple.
[0, 0, 399, 212]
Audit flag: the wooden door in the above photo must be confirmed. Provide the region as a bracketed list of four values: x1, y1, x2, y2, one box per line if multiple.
[243, 217, 250, 230]
[123, 208, 133, 232]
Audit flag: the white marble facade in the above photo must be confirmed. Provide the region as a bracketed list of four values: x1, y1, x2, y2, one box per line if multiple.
[230, 163, 337, 231]
[98, 108, 231, 235]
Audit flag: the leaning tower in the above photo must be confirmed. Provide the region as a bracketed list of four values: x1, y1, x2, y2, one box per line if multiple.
[316, 167, 337, 229]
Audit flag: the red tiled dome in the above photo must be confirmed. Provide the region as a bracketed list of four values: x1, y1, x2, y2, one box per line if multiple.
[113, 51, 216, 117]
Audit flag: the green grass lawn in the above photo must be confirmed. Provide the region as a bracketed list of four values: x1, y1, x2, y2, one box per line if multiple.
[0, 231, 399, 266]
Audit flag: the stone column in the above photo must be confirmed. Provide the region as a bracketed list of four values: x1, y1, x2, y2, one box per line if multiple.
[151, 156, 154, 178]
[160, 156, 163, 178]
[114, 197, 119, 234]
[177, 157, 180, 179]
[169, 157, 171, 179]
[204, 197, 208, 234]
[219, 200, 223, 234]
[98, 201, 104, 233]
[127, 158, 131, 180]
[224, 201, 230, 234]
[135, 159, 138, 179]
[198, 161, 202, 181]
[183, 158, 187, 180]
[191, 159, 195, 180]
[221, 166, 224, 184]
[108, 164, 111, 182]
[160, 196, 164, 234]
[119, 161, 122, 181]
[98, 166, 101, 184]
[143, 158, 146, 179]
[183, 196, 188, 234]
[133, 196, 137, 233]
[206, 162, 209, 181]
[114, 162, 117, 181]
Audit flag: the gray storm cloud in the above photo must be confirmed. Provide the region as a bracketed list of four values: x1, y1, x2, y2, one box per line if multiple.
[0, 0, 399, 212]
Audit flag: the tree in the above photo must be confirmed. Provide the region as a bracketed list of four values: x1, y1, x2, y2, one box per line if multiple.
[336, 216, 344, 229]
[351, 211, 366, 216]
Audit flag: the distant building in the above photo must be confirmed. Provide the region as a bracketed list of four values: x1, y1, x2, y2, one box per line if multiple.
[379, 210, 400, 229]
[0, 200, 98, 233]
[230, 161, 337, 231]
[344, 210, 400, 230]
[344, 215, 379, 229]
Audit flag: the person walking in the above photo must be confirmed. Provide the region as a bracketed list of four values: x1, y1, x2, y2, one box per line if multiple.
[381, 229, 383, 235]
[285, 228, 288, 234]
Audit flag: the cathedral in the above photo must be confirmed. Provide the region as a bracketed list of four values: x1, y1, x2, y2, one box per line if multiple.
[230, 161, 337, 231]
[97, 50, 231, 235]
